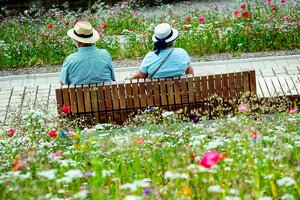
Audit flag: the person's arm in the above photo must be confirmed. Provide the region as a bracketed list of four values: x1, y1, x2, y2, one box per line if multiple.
[185, 66, 194, 76]
[60, 60, 70, 85]
[125, 71, 148, 80]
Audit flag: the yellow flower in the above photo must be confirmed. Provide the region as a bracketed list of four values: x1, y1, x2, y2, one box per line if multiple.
[182, 186, 192, 197]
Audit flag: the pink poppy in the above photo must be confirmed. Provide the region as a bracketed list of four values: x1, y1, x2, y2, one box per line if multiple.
[241, 4, 246, 10]
[238, 103, 248, 112]
[234, 11, 241, 18]
[214, 7, 218, 11]
[281, 0, 285, 3]
[199, 151, 220, 168]
[101, 23, 107, 29]
[133, 12, 139, 17]
[198, 16, 205, 23]
[267, 0, 272, 5]
[251, 131, 260, 137]
[54, 151, 62, 157]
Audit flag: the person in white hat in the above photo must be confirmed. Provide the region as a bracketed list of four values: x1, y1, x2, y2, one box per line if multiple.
[125, 23, 194, 79]
[60, 20, 115, 84]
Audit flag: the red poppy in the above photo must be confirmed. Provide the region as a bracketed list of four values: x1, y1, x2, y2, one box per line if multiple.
[101, 23, 107, 29]
[48, 24, 53, 29]
[242, 12, 249, 18]
[251, 131, 260, 137]
[7, 128, 15, 137]
[214, 7, 218, 11]
[241, 4, 246, 9]
[65, 21, 69, 26]
[49, 130, 57, 138]
[61, 105, 71, 114]
[185, 17, 191, 23]
[272, 6, 277, 11]
[281, 0, 285, 3]
[198, 16, 205, 23]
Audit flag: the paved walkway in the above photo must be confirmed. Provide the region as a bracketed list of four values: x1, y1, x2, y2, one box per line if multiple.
[1, 54, 300, 124]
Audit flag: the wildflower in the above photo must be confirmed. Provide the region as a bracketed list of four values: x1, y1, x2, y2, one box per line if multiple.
[24, 10, 29, 15]
[193, 118, 200, 124]
[198, 16, 205, 23]
[283, 15, 289, 20]
[189, 113, 197, 119]
[133, 12, 139, 17]
[233, 11, 241, 18]
[182, 186, 192, 197]
[251, 131, 260, 137]
[281, 0, 285, 3]
[101, 23, 107, 29]
[48, 24, 53, 29]
[65, 21, 69, 26]
[49, 130, 57, 138]
[12, 161, 26, 171]
[37, 169, 57, 180]
[272, 6, 277, 11]
[143, 189, 151, 196]
[214, 7, 218, 11]
[135, 137, 144, 144]
[130, 28, 134, 32]
[7, 128, 15, 137]
[85, 172, 93, 177]
[54, 151, 62, 157]
[60, 132, 67, 137]
[199, 151, 220, 168]
[276, 177, 295, 187]
[186, 17, 191, 23]
[61, 104, 71, 114]
[238, 103, 248, 112]
[147, 107, 152, 113]
[241, 4, 246, 10]
[208, 185, 224, 193]
[242, 12, 249, 18]
[289, 107, 299, 114]
[267, 0, 272, 5]
[138, 18, 143, 23]
[219, 153, 228, 160]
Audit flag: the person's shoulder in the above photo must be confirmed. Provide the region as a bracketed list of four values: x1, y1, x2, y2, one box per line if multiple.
[174, 48, 189, 56]
[65, 52, 78, 61]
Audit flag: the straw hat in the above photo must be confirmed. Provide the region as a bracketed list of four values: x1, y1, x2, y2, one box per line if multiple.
[67, 21, 99, 44]
[152, 23, 178, 43]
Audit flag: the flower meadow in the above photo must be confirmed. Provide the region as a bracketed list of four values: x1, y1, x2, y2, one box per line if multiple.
[0, 0, 299, 69]
[0, 100, 300, 200]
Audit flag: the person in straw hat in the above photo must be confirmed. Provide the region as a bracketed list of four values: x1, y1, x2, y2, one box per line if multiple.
[60, 20, 115, 85]
[125, 23, 194, 80]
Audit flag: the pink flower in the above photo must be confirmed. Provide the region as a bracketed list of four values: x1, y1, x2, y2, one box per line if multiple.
[49, 130, 57, 138]
[238, 103, 248, 112]
[54, 151, 62, 157]
[272, 5, 277, 11]
[267, 0, 272, 5]
[48, 24, 53, 29]
[233, 11, 241, 18]
[241, 4, 246, 10]
[133, 12, 139, 17]
[135, 137, 144, 144]
[198, 151, 220, 168]
[290, 107, 299, 114]
[251, 131, 260, 137]
[283, 15, 289, 20]
[281, 0, 285, 3]
[24, 10, 29, 15]
[214, 7, 218, 11]
[198, 16, 205, 23]
[101, 23, 107, 29]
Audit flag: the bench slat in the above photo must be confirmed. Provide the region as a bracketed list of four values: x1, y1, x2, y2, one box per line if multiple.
[188, 77, 195, 103]
[153, 80, 160, 106]
[167, 79, 174, 108]
[132, 80, 140, 109]
[104, 84, 113, 122]
[250, 70, 256, 95]
[125, 81, 134, 109]
[215, 74, 222, 97]
[222, 74, 229, 98]
[229, 73, 235, 98]
[173, 78, 181, 110]
[91, 86, 99, 124]
[139, 79, 147, 108]
[69, 87, 78, 113]
[235, 72, 242, 98]
[159, 79, 168, 106]
[243, 71, 250, 93]
[112, 84, 120, 123]
[208, 75, 215, 97]
[146, 79, 154, 107]
[98, 84, 106, 123]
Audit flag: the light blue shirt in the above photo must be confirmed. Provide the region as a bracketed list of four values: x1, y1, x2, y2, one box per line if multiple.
[60, 46, 115, 84]
[139, 48, 191, 78]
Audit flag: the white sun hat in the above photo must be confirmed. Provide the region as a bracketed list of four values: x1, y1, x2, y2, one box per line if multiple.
[152, 23, 179, 43]
[67, 21, 99, 44]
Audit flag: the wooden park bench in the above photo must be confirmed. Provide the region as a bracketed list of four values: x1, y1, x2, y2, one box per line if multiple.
[55, 70, 257, 124]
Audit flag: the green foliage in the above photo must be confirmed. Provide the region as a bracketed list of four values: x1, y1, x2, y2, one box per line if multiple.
[0, 0, 299, 69]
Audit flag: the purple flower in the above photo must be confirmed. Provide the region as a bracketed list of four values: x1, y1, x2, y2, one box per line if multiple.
[148, 107, 152, 113]
[193, 118, 200, 124]
[189, 114, 197, 119]
[85, 172, 92, 177]
[60, 132, 67, 137]
[143, 189, 151, 196]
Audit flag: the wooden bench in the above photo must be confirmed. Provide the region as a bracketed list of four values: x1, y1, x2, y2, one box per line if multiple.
[55, 70, 256, 124]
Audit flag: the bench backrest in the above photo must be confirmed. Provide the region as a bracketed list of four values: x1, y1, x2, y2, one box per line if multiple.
[55, 70, 256, 124]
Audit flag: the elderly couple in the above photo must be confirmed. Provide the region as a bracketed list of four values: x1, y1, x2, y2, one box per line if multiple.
[60, 20, 194, 85]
